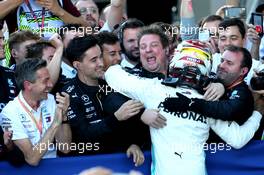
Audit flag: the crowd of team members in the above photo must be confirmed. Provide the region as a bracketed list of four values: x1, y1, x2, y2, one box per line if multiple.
[0, 0, 264, 175]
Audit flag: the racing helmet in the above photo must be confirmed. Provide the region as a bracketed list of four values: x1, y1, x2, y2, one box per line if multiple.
[169, 40, 212, 76]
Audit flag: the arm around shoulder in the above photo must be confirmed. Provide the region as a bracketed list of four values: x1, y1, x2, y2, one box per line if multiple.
[210, 111, 262, 149]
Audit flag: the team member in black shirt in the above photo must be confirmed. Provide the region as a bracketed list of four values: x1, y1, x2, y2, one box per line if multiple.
[62, 35, 144, 157]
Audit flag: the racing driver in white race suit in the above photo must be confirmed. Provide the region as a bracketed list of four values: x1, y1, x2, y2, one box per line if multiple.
[104, 40, 262, 175]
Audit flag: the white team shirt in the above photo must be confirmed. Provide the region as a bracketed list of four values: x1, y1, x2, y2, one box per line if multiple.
[61, 61, 77, 79]
[105, 65, 262, 175]
[0, 92, 57, 158]
[244, 59, 262, 85]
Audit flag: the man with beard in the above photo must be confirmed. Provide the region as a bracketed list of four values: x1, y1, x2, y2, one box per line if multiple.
[163, 45, 264, 141]
[119, 18, 144, 69]
[76, 0, 126, 32]
[104, 40, 262, 175]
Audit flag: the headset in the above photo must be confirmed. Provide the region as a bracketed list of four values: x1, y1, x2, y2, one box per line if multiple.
[116, 18, 144, 51]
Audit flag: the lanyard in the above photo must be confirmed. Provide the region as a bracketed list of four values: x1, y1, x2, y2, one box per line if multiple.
[18, 96, 43, 135]
[226, 78, 244, 90]
[25, 0, 46, 33]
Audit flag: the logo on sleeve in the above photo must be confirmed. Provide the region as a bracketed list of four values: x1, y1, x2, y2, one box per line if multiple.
[45, 116, 51, 123]
[66, 85, 75, 93]
[230, 90, 240, 99]
[7, 79, 15, 88]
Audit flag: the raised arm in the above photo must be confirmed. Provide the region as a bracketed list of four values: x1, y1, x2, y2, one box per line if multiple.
[105, 65, 153, 101]
[47, 33, 63, 86]
[163, 88, 254, 123]
[36, 0, 87, 26]
[181, 0, 194, 18]
[106, 0, 126, 30]
[247, 24, 261, 60]
[0, 0, 22, 19]
[180, 0, 198, 40]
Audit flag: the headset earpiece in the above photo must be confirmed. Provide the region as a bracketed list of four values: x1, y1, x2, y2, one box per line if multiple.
[118, 20, 128, 52]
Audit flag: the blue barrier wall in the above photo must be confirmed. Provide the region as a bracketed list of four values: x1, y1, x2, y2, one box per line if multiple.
[0, 141, 264, 175]
[206, 140, 264, 175]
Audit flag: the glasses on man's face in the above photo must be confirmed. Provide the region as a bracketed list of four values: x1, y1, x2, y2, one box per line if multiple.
[79, 7, 98, 15]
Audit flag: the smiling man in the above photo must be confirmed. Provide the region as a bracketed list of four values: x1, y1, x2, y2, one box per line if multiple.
[62, 35, 145, 155]
[96, 31, 122, 71]
[1, 58, 71, 166]
[138, 24, 170, 76]
[76, 0, 100, 29]
[119, 18, 144, 68]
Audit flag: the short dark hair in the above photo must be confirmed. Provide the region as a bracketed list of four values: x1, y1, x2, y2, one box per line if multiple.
[26, 41, 54, 59]
[218, 18, 246, 38]
[201, 15, 223, 27]
[15, 58, 47, 90]
[224, 45, 252, 77]
[118, 18, 144, 44]
[66, 35, 99, 64]
[96, 31, 119, 47]
[138, 24, 169, 49]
